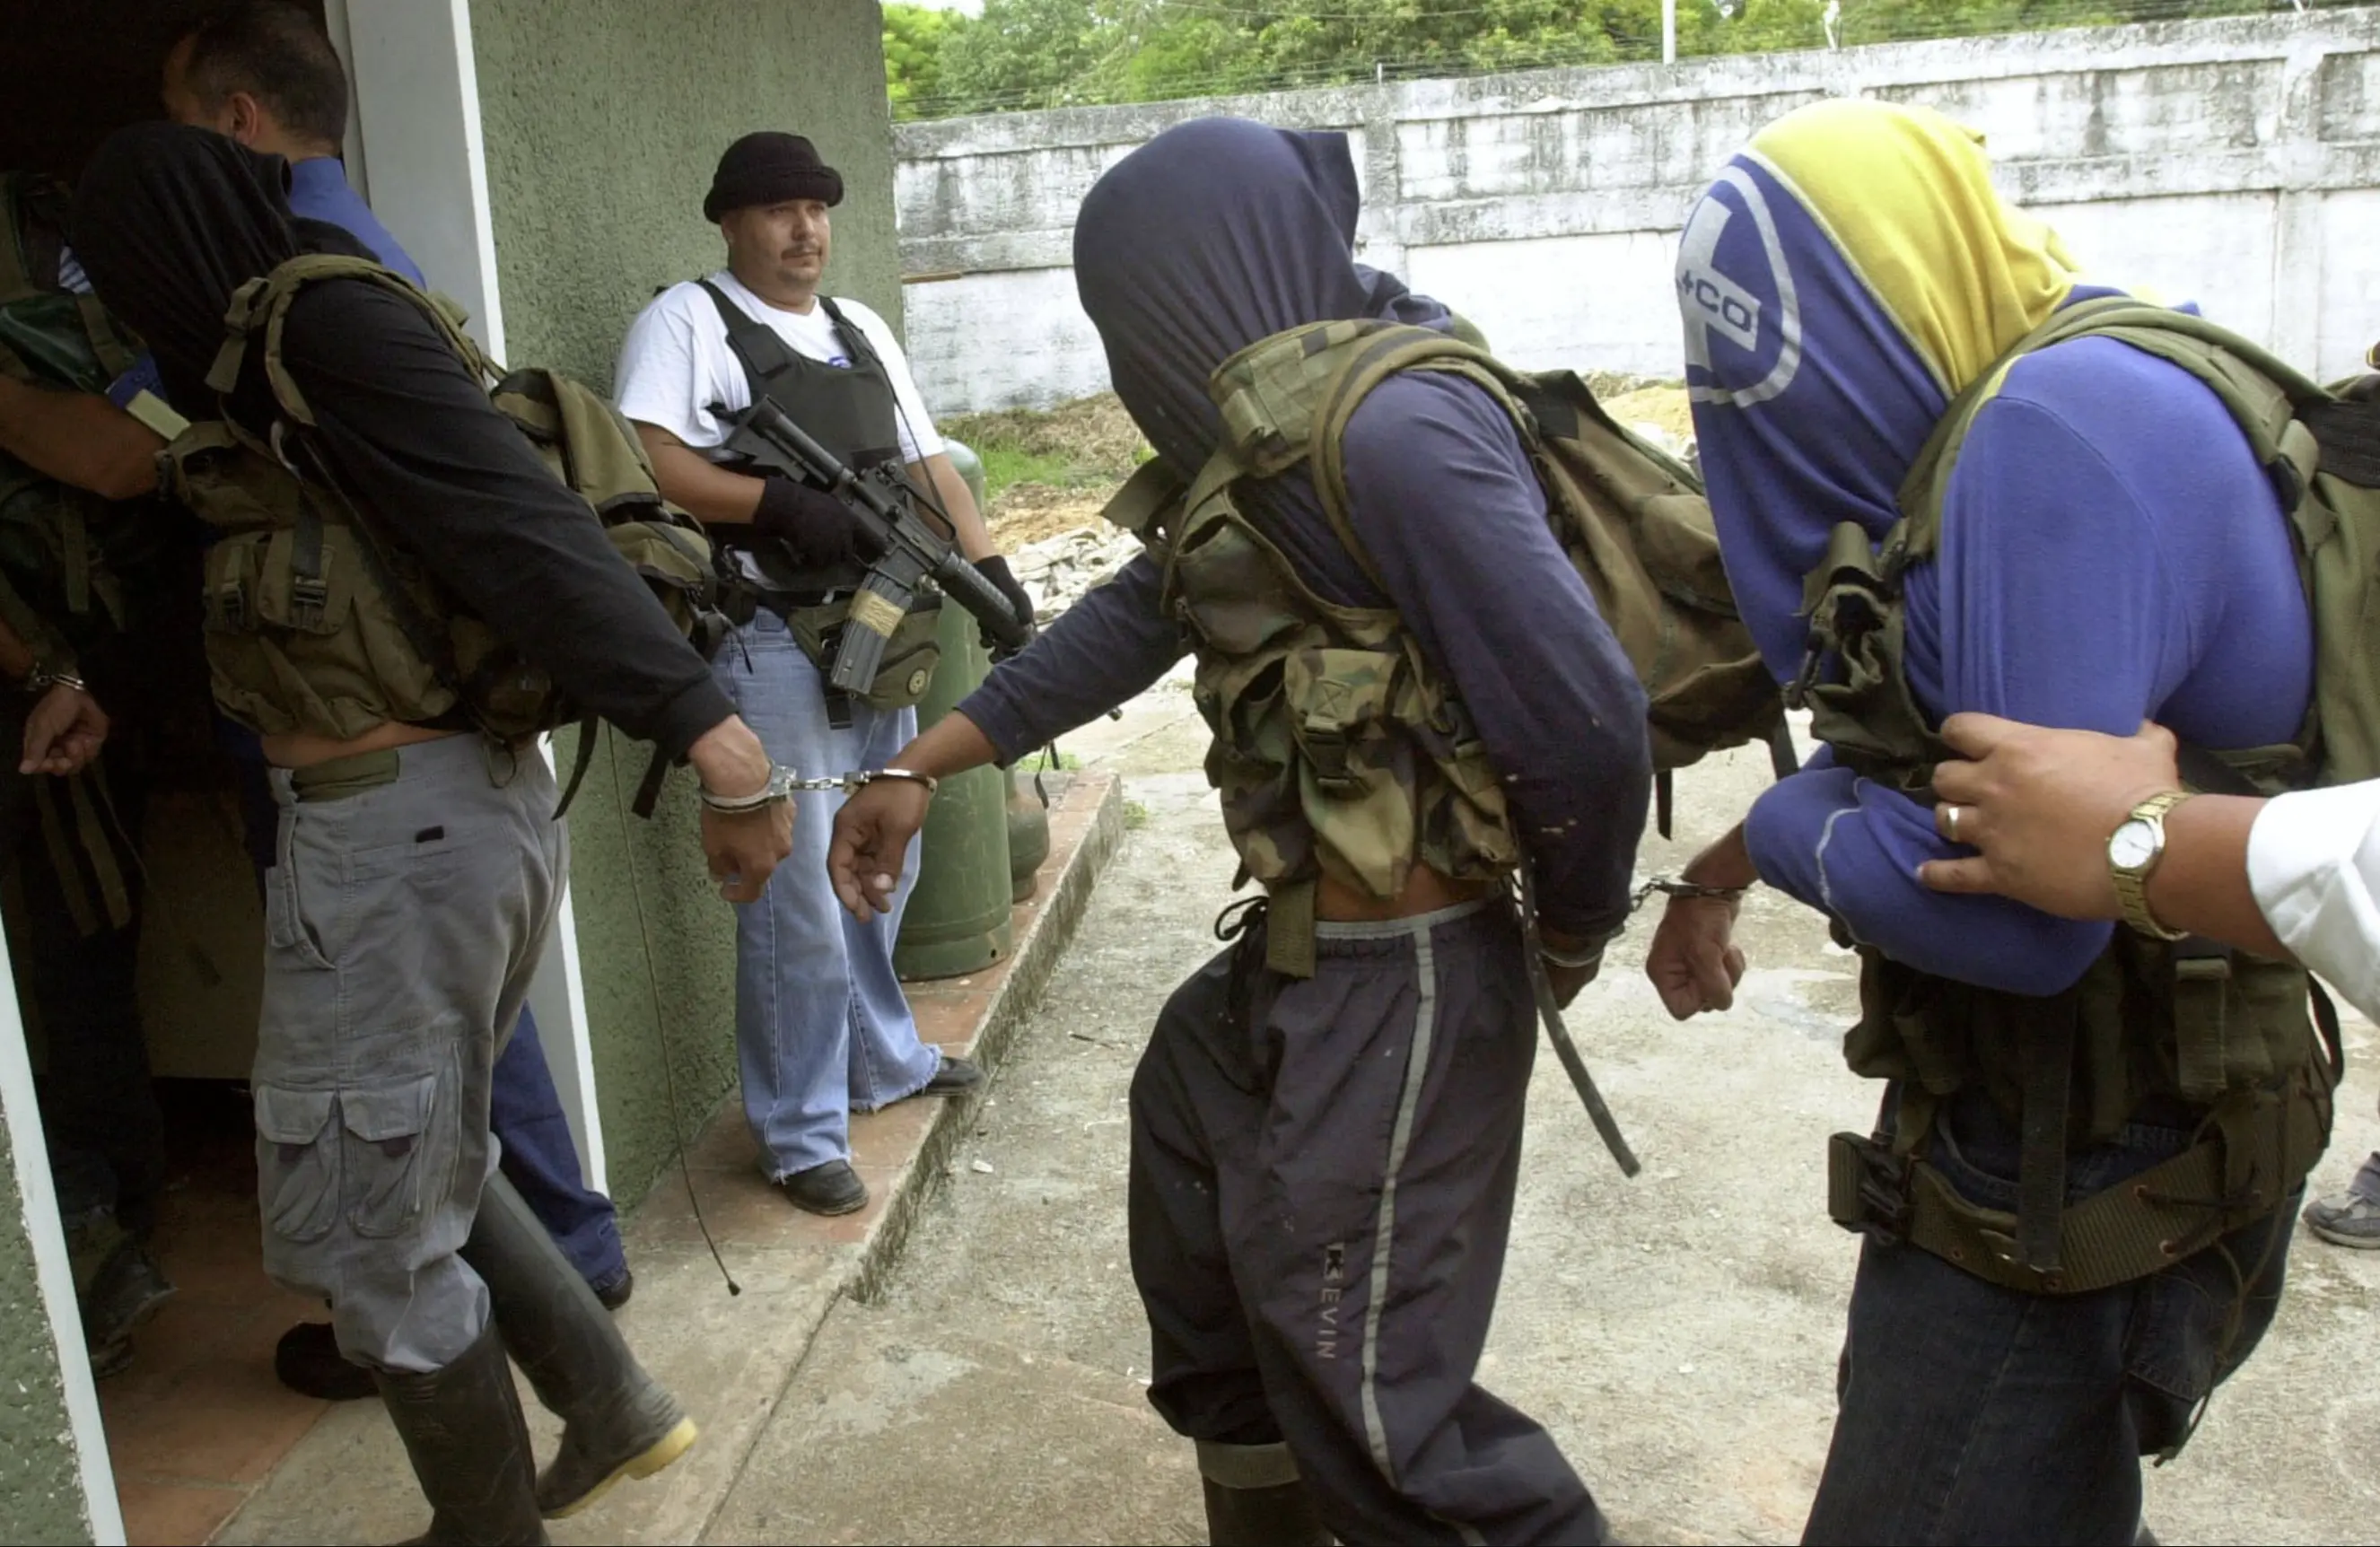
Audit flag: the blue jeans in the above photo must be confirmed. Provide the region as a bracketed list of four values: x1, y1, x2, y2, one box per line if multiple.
[493, 1009, 627, 1295]
[713, 611, 939, 1178]
[1804, 1088, 2297, 1546]
[237, 745, 626, 1295]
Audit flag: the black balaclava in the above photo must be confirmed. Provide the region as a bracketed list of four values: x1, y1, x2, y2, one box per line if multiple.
[1073, 117, 1448, 485]
[72, 121, 305, 411]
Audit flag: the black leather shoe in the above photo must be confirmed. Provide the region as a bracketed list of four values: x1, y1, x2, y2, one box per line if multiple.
[594, 1269, 634, 1313]
[275, 1321, 379, 1402]
[782, 1160, 868, 1216]
[921, 1055, 984, 1096]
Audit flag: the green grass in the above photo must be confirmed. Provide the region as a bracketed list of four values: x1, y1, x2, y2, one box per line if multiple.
[1014, 747, 1084, 773]
[973, 445, 1083, 505]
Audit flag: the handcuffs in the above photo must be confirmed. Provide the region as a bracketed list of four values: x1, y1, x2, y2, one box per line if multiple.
[22, 660, 85, 696]
[1535, 876, 1750, 972]
[696, 764, 939, 816]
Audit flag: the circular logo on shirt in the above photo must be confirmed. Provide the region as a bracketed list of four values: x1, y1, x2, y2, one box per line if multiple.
[1679, 163, 1803, 408]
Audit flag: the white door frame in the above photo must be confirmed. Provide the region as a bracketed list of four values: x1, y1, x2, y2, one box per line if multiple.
[14, 8, 608, 1528]
[327, 0, 609, 1192]
[0, 955, 127, 1545]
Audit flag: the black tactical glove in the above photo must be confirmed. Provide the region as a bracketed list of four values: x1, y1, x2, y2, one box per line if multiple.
[754, 476, 867, 569]
[973, 555, 1037, 655]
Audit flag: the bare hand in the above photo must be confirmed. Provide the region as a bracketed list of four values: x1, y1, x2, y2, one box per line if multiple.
[22, 684, 108, 776]
[1919, 714, 2181, 920]
[701, 804, 794, 905]
[688, 717, 791, 904]
[829, 779, 931, 921]
[1645, 895, 1746, 1019]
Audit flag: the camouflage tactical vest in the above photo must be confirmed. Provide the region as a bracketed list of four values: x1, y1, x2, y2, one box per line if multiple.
[1104, 321, 1781, 972]
[0, 172, 169, 683]
[1801, 297, 2373, 1300]
[166, 255, 722, 752]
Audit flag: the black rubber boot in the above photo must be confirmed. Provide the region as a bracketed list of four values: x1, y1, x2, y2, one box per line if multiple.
[374, 1321, 548, 1546]
[1195, 1442, 1334, 1546]
[461, 1174, 696, 1519]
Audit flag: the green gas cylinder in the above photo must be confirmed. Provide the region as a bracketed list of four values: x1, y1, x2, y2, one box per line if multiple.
[892, 441, 1016, 980]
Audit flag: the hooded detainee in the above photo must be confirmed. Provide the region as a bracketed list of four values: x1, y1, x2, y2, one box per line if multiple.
[71, 121, 794, 1544]
[1648, 99, 2327, 1543]
[828, 118, 1658, 1544]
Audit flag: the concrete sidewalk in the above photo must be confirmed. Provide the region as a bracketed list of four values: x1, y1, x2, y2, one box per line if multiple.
[703, 740, 2380, 1545]
[214, 772, 1125, 1546]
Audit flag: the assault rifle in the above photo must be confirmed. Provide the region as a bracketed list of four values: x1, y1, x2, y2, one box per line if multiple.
[713, 396, 1031, 694]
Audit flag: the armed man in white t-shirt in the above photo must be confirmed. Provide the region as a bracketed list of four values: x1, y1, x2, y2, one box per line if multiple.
[616, 132, 1030, 1216]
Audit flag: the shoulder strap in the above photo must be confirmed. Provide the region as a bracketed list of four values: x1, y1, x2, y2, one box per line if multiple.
[1203, 319, 1536, 597]
[816, 294, 883, 374]
[1897, 297, 2329, 570]
[696, 277, 799, 400]
[206, 253, 487, 426]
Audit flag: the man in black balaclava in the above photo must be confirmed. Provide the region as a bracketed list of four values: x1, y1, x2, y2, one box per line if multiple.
[74, 121, 792, 1544]
[830, 118, 1650, 1545]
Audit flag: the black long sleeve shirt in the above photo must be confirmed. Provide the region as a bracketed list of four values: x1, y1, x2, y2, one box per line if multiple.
[273, 281, 734, 758]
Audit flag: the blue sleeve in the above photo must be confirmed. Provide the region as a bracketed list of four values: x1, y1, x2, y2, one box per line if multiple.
[1750, 346, 2310, 993]
[955, 551, 1186, 762]
[1341, 373, 1652, 938]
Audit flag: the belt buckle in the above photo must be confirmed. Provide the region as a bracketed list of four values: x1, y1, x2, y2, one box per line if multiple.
[1828, 1130, 1913, 1241]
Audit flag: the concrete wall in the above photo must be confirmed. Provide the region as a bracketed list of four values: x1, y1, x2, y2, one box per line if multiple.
[896, 10, 2380, 413]
[471, 0, 902, 1201]
[0, 1122, 88, 1545]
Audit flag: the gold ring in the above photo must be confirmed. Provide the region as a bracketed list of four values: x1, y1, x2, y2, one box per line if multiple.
[1943, 804, 1966, 843]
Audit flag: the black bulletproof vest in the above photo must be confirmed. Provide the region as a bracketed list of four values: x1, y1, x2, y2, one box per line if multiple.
[697, 279, 902, 469]
[697, 278, 905, 594]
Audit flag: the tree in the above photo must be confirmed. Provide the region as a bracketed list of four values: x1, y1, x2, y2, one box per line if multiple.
[936, 0, 1119, 112]
[883, 4, 957, 115]
[888, 0, 2270, 118]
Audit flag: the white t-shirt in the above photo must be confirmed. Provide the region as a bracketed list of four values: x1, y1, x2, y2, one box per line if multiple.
[2248, 781, 2380, 1023]
[613, 270, 943, 464]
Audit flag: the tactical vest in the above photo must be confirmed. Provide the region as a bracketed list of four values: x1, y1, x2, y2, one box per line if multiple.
[0, 171, 205, 936]
[696, 280, 941, 711]
[1800, 296, 2376, 1299]
[166, 255, 722, 784]
[1103, 320, 1781, 973]
[0, 171, 171, 686]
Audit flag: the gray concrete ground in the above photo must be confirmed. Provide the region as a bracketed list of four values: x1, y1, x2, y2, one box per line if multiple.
[711, 683, 2380, 1545]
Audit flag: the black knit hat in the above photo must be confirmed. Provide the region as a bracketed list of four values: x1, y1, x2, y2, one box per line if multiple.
[704, 132, 844, 223]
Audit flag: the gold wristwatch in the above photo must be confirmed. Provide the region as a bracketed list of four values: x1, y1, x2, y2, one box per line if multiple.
[2107, 790, 2190, 941]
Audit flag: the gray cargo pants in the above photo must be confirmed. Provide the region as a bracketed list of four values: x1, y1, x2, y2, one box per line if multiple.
[251, 734, 564, 1375]
[1129, 898, 1609, 1545]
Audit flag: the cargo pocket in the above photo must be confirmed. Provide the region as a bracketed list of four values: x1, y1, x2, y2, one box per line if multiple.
[340, 1071, 456, 1239]
[252, 1084, 340, 1245]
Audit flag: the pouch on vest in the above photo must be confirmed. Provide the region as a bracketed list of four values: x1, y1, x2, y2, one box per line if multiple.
[171, 255, 728, 774]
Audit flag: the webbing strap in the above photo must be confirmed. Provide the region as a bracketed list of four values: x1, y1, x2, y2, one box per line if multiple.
[31, 776, 95, 937]
[30, 765, 132, 937]
[1264, 875, 1318, 979]
[2016, 1001, 2075, 1273]
[66, 769, 129, 932]
[1851, 1077, 2330, 1296]
[2173, 941, 2236, 1103]
[552, 717, 602, 820]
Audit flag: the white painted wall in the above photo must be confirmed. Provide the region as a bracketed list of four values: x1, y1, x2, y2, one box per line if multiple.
[896, 10, 2380, 412]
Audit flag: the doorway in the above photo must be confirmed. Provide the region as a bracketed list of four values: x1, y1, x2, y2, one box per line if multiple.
[0, 3, 603, 1540]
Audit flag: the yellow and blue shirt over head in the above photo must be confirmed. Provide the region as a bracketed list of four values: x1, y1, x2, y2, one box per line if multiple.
[1678, 98, 2314, 994]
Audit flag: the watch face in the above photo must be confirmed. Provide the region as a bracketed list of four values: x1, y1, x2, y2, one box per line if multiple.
[2109, 818, 2158, 870]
